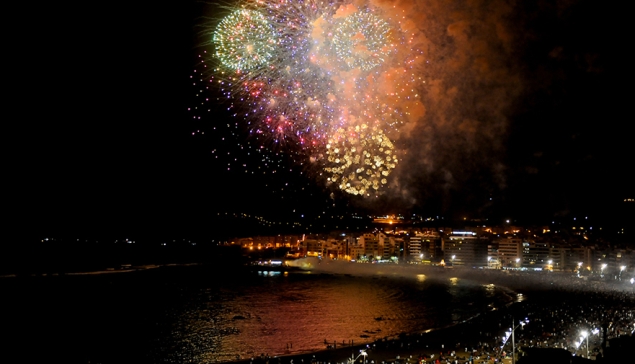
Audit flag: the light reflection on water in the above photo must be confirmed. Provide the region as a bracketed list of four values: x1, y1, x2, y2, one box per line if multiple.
[0, 265, 512, 364]
[157, 268, 512, 363]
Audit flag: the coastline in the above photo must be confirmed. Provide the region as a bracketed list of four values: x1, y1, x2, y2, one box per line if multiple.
[219, 266, 635, 364]
[226, 303, 520, 364]
[222, 271, 523, 364]
[3, 262, 632, 363]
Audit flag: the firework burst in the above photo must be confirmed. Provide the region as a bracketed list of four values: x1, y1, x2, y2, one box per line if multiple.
[324, 125, 397, 196]
[201, 0, 424, 196]
[213, 9, 277, 70]
[332, 11, 393, 71]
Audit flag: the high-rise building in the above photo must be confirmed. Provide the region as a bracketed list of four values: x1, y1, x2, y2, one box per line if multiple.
[522, 240, 550, 270]
[358, 233, 387, 260]
[422, 230, 443, 262]
[496, 237, 523, 269]
[408, 234, 422, 260]
[444, 231, 488, 268]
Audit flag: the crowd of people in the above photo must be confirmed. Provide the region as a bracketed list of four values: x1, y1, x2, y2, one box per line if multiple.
[368, 271, 635, 363]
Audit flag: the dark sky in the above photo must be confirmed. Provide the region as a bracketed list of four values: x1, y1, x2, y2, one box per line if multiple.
[14, 0, 632, 240]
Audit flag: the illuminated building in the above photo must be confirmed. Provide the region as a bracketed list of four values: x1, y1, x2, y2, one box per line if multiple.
[487, 244, 501, 269]
[422, 230, 443, 262]
[389, 236, 407, 261]
[358, 232, 387, 261]
[349, 241, 365, 261]
[408, 234, 422, 260]
[521, 241, 550, 270]
[548, 244, 586, 272]
[302, 238, 325, 257]
[606, 249, 632, 277]
[495, 237, 523, 269]
[587, 245, 610, 273]
[273, 235, 302, 248]
[324, 239, 347, 259]
[443, 231, 488, 268]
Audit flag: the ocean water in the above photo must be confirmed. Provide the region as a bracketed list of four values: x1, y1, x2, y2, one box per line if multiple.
[0, 264, 512, 364]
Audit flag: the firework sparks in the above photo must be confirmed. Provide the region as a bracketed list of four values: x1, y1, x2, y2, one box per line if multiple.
[332, 11, 392, 71]
[213, 9, 277, 71]
[324, 125, 397, 196]
[202, 0, 423, 196]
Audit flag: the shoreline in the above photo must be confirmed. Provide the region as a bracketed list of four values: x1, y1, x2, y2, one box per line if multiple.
[226, 305, 519, 364]
[217, 266, 634, 364]
[222, 278, 523, 364]
[2, 262, 632, 363]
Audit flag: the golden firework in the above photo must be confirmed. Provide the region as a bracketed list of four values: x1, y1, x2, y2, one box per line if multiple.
[324, 124, 397, 195]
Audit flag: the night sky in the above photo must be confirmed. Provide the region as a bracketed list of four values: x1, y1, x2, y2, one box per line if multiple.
[15, 0, 632, 240]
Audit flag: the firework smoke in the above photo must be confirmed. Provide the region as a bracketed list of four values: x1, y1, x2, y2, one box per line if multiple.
[197, 0, 525, 210]
[202, 0, 422, 197]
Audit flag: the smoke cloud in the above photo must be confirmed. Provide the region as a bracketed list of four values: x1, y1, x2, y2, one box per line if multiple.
[349, 0, 525, 215]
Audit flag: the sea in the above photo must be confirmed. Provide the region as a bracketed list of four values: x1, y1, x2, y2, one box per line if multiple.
[0, 263, 514, 364]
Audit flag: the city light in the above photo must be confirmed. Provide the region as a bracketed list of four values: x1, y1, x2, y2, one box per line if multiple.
[580, 330, 588, 358]
[349, 350, 367, 364]
[577, 328, 600, 358]
[499, 317, 529, 364]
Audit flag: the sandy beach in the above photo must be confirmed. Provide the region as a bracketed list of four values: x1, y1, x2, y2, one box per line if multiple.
[224, 270, 635, 364]
[230, 303, 523, 364]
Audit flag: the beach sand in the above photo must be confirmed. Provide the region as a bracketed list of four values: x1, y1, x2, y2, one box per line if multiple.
[230, 309, 516, 364]
[222, 270, 635, 364]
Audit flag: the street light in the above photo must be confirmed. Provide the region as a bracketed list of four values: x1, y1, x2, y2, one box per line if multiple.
[576, 328, 599, 359]
[601, 263, 607, 277]
[581, 330, 589, 358]
[350, 350, 367, 364]
[499, 317, 529, 364]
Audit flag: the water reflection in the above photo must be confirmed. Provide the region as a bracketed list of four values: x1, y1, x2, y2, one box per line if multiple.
[0, 266, 514, 364]
[257, 271, 282, 277]
[157, 270, 512, 363]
